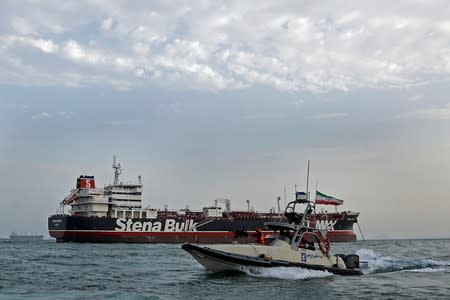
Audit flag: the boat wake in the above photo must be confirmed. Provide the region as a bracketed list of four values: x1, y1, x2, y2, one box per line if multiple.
[356, 249, 450, 274]
[240, 266, 333, 280]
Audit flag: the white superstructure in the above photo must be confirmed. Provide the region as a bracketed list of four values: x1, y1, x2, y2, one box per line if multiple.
[58, 157, 230, 220]
[61, 157, 155, 219]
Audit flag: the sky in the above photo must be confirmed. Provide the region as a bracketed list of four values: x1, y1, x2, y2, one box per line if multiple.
[1, 1, 450, 239]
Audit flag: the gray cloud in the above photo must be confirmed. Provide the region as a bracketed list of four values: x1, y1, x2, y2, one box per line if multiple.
[307, 112, 348, 120]
[56, 111, 73, 119]
[294, 99, 304, 107]
[31, 111, 50, 120]
[1, 1, 450, 92]
[409, 94, 425, 102]
[396, 103, 450, 120]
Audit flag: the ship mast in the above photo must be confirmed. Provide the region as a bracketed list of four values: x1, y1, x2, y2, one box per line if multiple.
[112, 155, 122, 185]
[214, 198, 231, 212]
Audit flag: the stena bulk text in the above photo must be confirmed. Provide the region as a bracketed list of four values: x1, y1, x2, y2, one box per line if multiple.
[115, 218, 198, 232]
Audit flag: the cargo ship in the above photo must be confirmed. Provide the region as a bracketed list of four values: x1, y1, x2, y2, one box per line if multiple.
[48, 158, 359, 243]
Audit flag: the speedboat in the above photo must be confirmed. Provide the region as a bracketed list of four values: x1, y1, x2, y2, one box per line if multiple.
[182, 196, 363, 276]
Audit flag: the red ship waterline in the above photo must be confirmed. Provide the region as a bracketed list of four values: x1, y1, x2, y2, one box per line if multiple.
[48, 158, 360, 243]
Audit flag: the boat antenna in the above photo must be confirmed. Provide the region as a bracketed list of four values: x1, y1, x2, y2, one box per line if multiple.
[313, 178, 318, 224]
[277, 196, 281, 214]
[306, 160, 310, 199]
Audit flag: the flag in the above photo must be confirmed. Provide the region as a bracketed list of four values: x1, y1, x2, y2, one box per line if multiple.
[315, 190, 344, 205]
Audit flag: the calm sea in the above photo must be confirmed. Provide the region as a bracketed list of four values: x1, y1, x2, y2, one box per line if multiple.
[1, 239, 449, 299]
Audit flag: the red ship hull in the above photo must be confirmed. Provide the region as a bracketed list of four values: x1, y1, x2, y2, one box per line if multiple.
[48, 213, 359, 243]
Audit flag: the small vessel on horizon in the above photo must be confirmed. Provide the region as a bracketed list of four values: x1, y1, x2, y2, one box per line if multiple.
[9, 232, 44, 241]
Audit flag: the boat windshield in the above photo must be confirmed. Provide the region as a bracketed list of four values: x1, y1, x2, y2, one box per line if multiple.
[264, 222, 296, 244]
[298, 232, 320, 250]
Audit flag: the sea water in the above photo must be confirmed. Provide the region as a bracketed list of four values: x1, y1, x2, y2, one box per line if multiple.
[1, 239, 449, 299]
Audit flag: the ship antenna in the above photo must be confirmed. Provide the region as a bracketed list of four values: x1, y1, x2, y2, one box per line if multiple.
[112, 155, 122, 185]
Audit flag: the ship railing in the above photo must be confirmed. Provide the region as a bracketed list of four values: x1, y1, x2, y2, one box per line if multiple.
[73, 197, 109, 204]
[105, 186, 143, 193]
[77, 188, 104, 196]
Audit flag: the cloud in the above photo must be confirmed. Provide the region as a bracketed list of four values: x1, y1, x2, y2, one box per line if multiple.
[31, 39, 58, 53]
[7, 103, 29, 110]
[101, 18, 114, 31]
[11, 17, 36, 35]
[63, 40, 104, 64]
[1, 1, 450, 92]
[307, 112, 348, 120]
[409, 94, 424, 102]
[31, 112, 50, 120]
[396, 103, 450, 120]
[241, 113, 284, 121]
[0, 36, 59, 53]
[57, 111, 73, 119]
[294, 99, 304, 107]
[105, 119, 143, 126]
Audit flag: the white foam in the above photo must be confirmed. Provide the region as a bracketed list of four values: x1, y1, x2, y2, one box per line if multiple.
[421, 258, 450, 267]
[356, 248, 450, 274]
[241, 266, 333, 280]
[356, 248, 396, 274]
[401, 267, 448, 273]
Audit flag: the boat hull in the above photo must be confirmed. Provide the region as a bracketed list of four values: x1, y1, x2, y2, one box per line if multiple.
[48, 214, 358, 243]
[182, 243, 363, 276]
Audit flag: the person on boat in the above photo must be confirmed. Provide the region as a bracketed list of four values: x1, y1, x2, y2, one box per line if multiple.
[253, 226, 265, 245]
[299, 236, 314, 250]
[299, 238, 305, 248]
[305, 241, 315, 250]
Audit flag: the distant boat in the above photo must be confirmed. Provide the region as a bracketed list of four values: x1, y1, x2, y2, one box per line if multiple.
[9, 232, 44, 241]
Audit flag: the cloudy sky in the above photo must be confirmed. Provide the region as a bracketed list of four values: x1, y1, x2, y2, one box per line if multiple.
[1, 1, 450, 239]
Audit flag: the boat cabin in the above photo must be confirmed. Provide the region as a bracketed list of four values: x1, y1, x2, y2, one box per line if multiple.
[264, 222, 327, 252]
[298, 232, 321, 250]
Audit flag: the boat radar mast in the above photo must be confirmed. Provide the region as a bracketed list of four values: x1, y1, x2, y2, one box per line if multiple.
[112, 155, 122, 185]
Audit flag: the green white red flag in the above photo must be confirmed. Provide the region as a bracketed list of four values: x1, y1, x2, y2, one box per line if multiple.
[315, 190, 344, 205]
